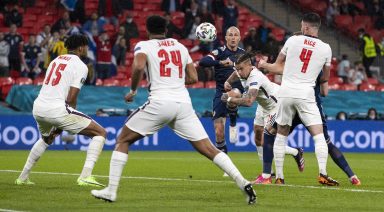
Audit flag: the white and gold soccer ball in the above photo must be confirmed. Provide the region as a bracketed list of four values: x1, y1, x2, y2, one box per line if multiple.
[195, 22, 217, 42]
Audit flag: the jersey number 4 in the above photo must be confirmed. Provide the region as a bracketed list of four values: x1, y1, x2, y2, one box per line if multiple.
[45, 62, 67, 86]
[158, 49, 182, 78]
[299, 48, 313, 73]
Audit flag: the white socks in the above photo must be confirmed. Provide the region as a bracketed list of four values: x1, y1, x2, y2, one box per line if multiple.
[256, 145, 263, 161]
[285, 146, 298, 156]
[108, 151, 128, 194]
[80, 136, 105, 179]
[313, 134, 328, 175]
[213, 152, 249, 189]
[19, 138, 49, 180]
[273, 134, 287, 179]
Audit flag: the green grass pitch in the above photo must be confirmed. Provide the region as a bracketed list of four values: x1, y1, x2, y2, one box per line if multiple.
[0, 151, 383, 211]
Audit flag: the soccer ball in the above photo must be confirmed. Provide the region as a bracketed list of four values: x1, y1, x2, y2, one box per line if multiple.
[196, 22, 217, 42]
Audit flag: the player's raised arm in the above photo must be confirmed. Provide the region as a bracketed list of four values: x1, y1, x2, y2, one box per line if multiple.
[258, 52, 285, 75]
[224, 70, 240, 91]
[125, 52, 146, 102]
[222, 88, 258, 107]
[185, 62, 198, 85]
[199, 50, 233, 67]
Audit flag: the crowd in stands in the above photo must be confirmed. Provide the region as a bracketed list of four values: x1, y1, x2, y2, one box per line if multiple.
[288, 0, 384, 91]
[0, 0, 383, 91]
[0, 0, 287, 85]
[336, 107, 382, 120]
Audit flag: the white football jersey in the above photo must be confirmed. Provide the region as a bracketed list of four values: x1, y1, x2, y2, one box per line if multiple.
[34, 54, 88, 117]
[134, 38, 193, 103]
[244, 67, 280, 111]
[279, 35, 332, 100]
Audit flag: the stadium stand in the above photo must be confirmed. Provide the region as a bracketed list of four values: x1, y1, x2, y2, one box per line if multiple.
[0, 0, 383, 117]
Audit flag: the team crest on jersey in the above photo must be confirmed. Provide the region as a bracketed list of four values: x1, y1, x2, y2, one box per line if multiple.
[80, 78, 86, 84]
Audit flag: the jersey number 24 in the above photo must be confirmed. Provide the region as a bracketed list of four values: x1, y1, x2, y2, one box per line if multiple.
[158, 49, 182, 78]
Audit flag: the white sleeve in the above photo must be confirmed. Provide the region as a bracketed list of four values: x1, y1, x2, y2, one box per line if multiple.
[134, 41, 147, 56]
[70, 62, 88, 89]
[248, 71, 265, 90]
[280, 36, 293, 55]
[324, 44, 332, 66]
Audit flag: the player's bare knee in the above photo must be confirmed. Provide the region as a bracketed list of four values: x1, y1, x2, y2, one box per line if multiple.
[98, 127, 107, 138]
[277, 125, 290, 136]
[253, 125, 263, 146]
[265, 125, 276, 135]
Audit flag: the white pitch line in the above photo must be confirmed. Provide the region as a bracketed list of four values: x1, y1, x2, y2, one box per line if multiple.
[0, 209, 28, 212]
[1, 170, 383, 194]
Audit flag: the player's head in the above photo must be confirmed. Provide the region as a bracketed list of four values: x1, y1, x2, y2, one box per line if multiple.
[64, 34, 89, 57]
[225, 26, 241, 49]
[146, 15, 167, 37]
[301, 12, 321, 35]
[234, 51, 254, 79]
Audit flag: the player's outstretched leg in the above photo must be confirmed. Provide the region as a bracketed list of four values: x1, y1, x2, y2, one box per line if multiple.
[77, 121, 107, 187]
[273, 133, 287, 184]
[254, 130, 273, 184]
[213, 118, 229, 176]
[289, 147, 304, 172]
[15, 138, 49, 185]
[312, 133, 339, 186]
[15, 127, 61, 185]
[91, 126, 143, 202]
[227, 105, 238, 144]
[191, 138, 256, 205]
[327, 141, 360, 185]
[226, 89, 242, 144]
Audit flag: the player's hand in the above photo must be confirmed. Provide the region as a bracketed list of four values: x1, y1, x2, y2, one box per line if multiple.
[221, 93, 229, 102]
[124, 90, 137, 103]
[256, 56, 268, 69]
[224, 81, 232, 91]
[220, 58, 233, 67]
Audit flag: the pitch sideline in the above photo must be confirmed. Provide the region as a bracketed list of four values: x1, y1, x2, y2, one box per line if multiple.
[1, 169, 383, 194]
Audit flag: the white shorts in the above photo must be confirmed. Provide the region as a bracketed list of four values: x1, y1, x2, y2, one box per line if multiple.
[276, 97, 322, 127]
[253, 105, 277, 127]
[126, 100, 208, 141]
[33, 105, 92, 137]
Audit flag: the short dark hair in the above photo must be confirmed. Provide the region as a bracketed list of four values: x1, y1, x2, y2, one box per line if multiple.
[302, 12, 321, 28]
[146, 15, 167, 35]
[64, 34, 89, 51]
[235, 51, 259, 65]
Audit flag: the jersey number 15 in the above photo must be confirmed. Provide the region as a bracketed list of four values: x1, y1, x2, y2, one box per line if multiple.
[158, 49, 182, 78]
[45, 62, 67, 86]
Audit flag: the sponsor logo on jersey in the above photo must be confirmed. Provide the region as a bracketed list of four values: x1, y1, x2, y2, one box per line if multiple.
[250, 82, 258, 86]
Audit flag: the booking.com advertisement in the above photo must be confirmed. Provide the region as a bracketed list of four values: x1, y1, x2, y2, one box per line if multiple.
[0, 115, 383, 152]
